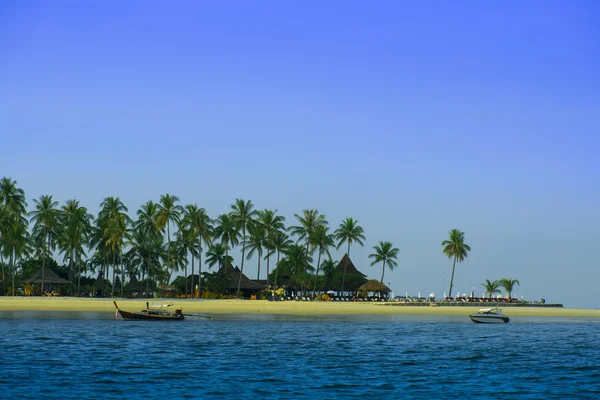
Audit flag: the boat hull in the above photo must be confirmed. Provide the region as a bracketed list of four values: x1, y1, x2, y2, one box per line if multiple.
[117, 309, 184, 321]
[114, 301, 185, 321]
[469, 315, 509, 323]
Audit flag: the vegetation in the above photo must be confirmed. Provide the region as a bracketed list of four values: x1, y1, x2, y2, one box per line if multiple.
[441, 229, 471, 297]
[481, 279, 502, 298]
[4, 175, 510, 301]
[499, 277, 520, 299]
[368, 241, 399, 283]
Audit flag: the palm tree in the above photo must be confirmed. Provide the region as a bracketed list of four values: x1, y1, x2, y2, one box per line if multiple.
[181, 205, 213, 297]
[58, 200, 93, 295]
[230, 199, 258, 298]
[257, 209, 285, 287]
[481, 279, 502, 298]
[157, 194, 183, 282]
[175, 226, 199, 297]
[29, 195, 61, 295]
[98, 197, 130, 295]
[2, 220, 29, 295]
[369, 241, 399, 283]
[279, 244, 313, 295]
[290, 209, 327, 254]
[205, 243, 232, 271]
[499, 277, 520, 299]
[213, 213, 240, 269]
[320, 258, 336, 290]
[105, 214, 130, 297]
[134, 201, 162, 294]
[310, 224, 334, 295]
[0, 177, 27, 223]
[267, 230, 293, 287]
[334, 217, 365, 292]
[0, 177, 27, 284]
[245, 222, 266, 281]
[441, 229, 471, 298]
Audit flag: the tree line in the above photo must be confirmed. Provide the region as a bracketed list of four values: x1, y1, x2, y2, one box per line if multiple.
[0, 177, 404, 298]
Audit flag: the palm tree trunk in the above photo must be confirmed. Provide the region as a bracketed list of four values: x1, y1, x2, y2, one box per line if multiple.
[112, 251, 116, 297]
[198, 247, 202, 298]
[10, 250, 14, 296]
[274, 250, 281, 288]
[380, 259, 386, 283]
[341, 242, 351, 294]
[41, 232, 50, 295]
[312, 249, 322, 297]
[120, 247, 124, 298]
[448, 256, 457, 298]
[265, 253, 270, 288]
[256, 252, 261, 281]
[77, 253, 81, 296]
[236, 226, 246, 299]
[184, 253, 189, 298]
[190, 251, 194, 298]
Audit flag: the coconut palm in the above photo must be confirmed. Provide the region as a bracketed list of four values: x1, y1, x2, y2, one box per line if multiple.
[368, 241, 399, 283]
[175, 226, 199, 297]
[257, 209, 285, 287]
[441, 229, 471, 298]
[205, 243, 232, 271]
[320, 258, 336, 290]
[181, 204, 213, 297]
[58, 200, 93, 295]
[334, 218, 365, 292]
[499, 277, 520, 299]
[213, 213, 240, 267]
[2, 220, 29, 295]
[0, 177, 27, 223]
[290, 209, 327, 254]
[230, 199, 258, 298]
[310, 224, 334, 295]
[0, 178, 27, 285]
[104, 214, 130, 297]
[29, 195, 61, 295]
[481, 279, 502, 298]
[279, 244, 313, 294]
[245, 222, 266, 281]
[97, 197, 130, 295]
[267, 230, 293, 288]
[157, 194, 183, 280]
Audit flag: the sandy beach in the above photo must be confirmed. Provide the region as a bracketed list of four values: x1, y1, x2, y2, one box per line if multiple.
[1, 297, 599, 318]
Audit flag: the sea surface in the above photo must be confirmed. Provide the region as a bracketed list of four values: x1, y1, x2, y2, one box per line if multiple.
[0, 314, 599, 399]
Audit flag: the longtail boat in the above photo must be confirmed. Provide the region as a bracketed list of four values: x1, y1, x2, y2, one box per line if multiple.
[113, 301, 185, 321]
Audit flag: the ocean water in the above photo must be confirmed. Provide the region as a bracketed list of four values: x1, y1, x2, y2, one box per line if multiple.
[1, 315, 599, 399]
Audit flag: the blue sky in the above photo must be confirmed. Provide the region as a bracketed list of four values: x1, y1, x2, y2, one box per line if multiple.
[1, 1, 599, 307]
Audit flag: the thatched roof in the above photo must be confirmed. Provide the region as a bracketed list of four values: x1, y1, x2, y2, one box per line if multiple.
[22, 267, 71, 284]
[358, 280, 391, 292]
[125, 275, 144, 291]
[92, 273, 110, 289]
[220, 264, 266, 290]
[335, 254, 367, 277]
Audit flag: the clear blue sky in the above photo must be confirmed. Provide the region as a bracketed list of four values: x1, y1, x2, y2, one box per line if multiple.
[1, 1, 599, 307]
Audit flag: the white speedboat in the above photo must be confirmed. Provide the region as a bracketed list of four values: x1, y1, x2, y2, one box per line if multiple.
[469, 307, 509, 323]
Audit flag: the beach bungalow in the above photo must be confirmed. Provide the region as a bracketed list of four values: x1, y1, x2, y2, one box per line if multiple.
[125, 274, 144, 297]
[357, 280, 391, 301]
[327, 254, 368, 295]
[220, 264, 266, 298]
[22, 266, 71, 296]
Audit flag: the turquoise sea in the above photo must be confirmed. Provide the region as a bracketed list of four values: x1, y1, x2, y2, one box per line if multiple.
[1, 314, 599, 399]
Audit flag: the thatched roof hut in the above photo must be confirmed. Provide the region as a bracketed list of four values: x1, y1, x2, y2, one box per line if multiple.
[22, 266, 71, 295]
[327, 254, 368, 291]
[125, 275, 144, 292]
[221, 264, 265, 291]
[358, 280, 391, 293]
[335, 254, 367, 277]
